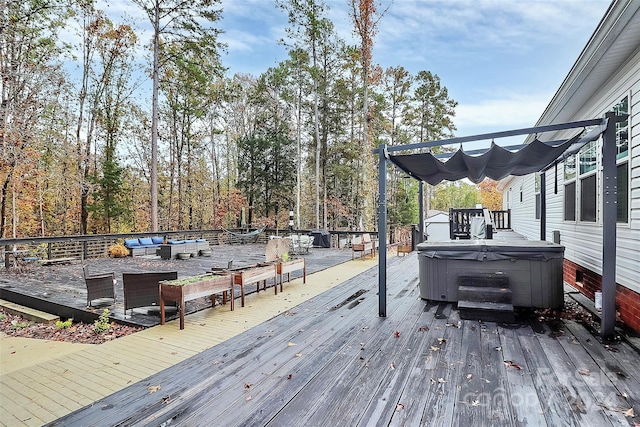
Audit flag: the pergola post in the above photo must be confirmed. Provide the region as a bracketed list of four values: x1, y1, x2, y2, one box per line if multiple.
[419, 181, 425, 244]
[378, 145, 387, 317]
[540, 172, 546, 241]
[601, 112, 618, 337]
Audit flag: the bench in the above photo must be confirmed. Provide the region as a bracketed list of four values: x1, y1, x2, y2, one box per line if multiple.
[38, 257, 80, 266]
[397, 243, 412, 256]
[156, 239, 210, 259]
[352, 233, 377, 260]
[122, 271, 178, 315]
[124, 237, 164, 256]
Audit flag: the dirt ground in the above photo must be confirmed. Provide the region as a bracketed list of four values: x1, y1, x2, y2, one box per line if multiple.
[0, 309, 143, 344]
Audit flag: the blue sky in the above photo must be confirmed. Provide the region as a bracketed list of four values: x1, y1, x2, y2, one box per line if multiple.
[217, 0, 611, 140]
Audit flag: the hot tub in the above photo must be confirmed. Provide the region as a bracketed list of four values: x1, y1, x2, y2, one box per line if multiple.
[416, 239, 564, 309]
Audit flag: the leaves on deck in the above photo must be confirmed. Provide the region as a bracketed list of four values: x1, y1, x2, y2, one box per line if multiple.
[503, 360, 521, 370]
[394, 331, 400, 338]
[396, 403, 405, 411]
[147, 385, 161, 393]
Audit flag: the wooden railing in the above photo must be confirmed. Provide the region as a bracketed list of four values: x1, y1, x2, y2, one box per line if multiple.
[490, 210, 511, 230]
[0, 228, 383, 266]
[449, 208, 511, 239]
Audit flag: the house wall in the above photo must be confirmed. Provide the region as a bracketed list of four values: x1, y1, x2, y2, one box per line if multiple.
[502, 50, 640, 332]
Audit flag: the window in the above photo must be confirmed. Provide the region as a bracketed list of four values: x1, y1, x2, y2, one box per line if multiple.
[614, 96, 628, 160]
[534, 173, 541, 219]
[617, 163, 628, 223]
[564, 155, 576, 181]
[613, 96, 629, 223]
[519, 183, 523, 203]
[580, 174, 596, 222]
[564, 182, 576, 221]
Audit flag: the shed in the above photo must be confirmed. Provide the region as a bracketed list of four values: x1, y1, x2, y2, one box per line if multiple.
[424, 210, 450, 241]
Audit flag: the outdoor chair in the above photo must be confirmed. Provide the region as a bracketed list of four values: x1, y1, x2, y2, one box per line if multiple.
[83, 265, 116, 307]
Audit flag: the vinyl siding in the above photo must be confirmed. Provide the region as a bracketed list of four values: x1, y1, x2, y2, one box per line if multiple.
[502, 58, 640, 293]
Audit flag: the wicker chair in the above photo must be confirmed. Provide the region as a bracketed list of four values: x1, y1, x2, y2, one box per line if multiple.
[83, 266, 116, 307]
[122, 271, 177, 315]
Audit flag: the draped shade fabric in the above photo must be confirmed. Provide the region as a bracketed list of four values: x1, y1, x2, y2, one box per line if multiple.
[388, 134, 582, 185]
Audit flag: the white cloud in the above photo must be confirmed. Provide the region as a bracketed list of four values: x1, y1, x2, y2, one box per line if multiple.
[455, 91, 552, 136]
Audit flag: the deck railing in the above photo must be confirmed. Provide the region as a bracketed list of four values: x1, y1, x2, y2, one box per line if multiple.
[0, 228, 383, 266]
[449, 208, 511, 239]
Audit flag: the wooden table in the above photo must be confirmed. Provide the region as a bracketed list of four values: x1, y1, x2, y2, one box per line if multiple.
[160, 274, 233, 330]
[277, 258, 306, 287]
[231, 264, 277, 307]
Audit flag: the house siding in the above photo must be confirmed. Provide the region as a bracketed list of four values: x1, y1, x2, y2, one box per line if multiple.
[501, 46, 640, 332]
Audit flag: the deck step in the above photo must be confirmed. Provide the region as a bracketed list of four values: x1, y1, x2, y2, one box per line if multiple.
[458, 300, 515, 323]
[0, 299, 60, 324]
[458, 285, 512, 304]
[457, 272, 509, 288]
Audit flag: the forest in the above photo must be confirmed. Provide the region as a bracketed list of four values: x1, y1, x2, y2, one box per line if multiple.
[1, 0, 501, 239]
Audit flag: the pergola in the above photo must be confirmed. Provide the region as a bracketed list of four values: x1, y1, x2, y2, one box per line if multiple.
[376, 111, 626, 338]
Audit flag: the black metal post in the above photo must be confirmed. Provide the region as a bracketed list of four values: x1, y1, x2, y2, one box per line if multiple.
[418, 181, 424, 244]
[601, 112, 618, 338]
[540, 172, 546, 241]
[378, 145, 387, 317]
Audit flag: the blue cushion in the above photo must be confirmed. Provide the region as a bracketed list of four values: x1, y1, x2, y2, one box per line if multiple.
[169, 240, 184, 244]
[184, 239, 196, 243]
[124, 239, 140, 247]
[196, 239, 206, 242]
[151, 236, 164, 244]
[139, 237, 154, 245]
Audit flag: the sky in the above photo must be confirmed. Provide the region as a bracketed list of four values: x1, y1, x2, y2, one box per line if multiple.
[216, 0, 611, 141]
[103, 0, 612, 143]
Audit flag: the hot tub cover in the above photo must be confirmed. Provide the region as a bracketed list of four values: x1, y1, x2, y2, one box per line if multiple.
[416, 239, 564, 261]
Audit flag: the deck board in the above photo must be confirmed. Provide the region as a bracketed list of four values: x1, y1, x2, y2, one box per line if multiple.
[41, 252, 640, 427]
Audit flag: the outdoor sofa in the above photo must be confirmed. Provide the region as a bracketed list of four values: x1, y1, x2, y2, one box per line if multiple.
[124, 236, 164, 256]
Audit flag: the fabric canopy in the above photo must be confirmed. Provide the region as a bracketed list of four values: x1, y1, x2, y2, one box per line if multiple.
[389, 134, 582, 185]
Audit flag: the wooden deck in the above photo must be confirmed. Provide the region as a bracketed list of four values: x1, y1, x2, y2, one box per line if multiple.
[45, 253, 639, 426]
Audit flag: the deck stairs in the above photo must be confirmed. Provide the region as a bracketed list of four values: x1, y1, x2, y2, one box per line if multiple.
[457, 272, 515, 323]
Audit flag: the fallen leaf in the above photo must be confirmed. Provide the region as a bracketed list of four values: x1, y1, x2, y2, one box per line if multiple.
[623, 408, 634, 417]
[288, 342, 296, 346]
[430, 346, 440, 351]
[419, 325, 430, 331]
[390, 362, 395, 370]
[171, 352, 177, 355]
[246, 396, 252, 401]
[503, 360, 521, 370]
[394, 331, 400, 338]
[244, 382, 251, 389]
[162, 396, 171, 404]
[148, 385, 161, 394]
[287, 374, 293, 379]
[396, 403, 405, 411]
[437, 378, 446, 383]
[495, 346, 502, 351]
[295, 353, 302, 357]
[471, 400, 480, 407]
[578, 368, 590, 376]
[438, 338, 446, 345]
[466, 374, 473, 380]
